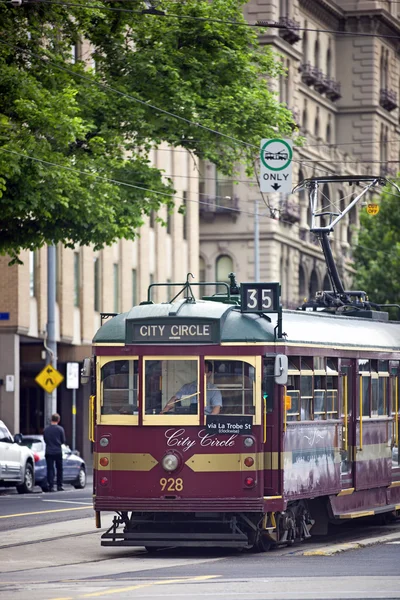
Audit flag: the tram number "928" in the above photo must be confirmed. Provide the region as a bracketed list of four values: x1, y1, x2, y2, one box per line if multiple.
[160, 477, 184, 492]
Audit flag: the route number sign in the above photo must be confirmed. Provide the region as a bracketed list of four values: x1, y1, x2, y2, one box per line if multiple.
[241, 282, 280, 314]
[259, 138, 293, 193]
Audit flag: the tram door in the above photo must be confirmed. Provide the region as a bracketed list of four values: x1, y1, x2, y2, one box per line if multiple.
[340, 361, 354, 488]
[262, 358, 281, 495]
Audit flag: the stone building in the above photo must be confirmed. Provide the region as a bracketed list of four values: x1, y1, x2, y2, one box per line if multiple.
[200, 0, 400, 307]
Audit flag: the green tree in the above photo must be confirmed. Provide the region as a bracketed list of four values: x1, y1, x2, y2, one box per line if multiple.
[0, 0, 295, 261]
[354, 187, 400, 316]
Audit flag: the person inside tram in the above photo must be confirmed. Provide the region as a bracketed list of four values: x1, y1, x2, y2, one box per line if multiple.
[160, 361, 222, 415]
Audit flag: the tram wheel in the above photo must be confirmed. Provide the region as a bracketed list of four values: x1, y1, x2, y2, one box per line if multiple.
[256, 531, 272, 553]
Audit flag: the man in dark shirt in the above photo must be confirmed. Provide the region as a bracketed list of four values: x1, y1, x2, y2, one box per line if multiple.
[43, 413, 66, 492]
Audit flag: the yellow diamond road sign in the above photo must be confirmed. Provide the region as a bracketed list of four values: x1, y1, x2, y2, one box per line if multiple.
[35, 364, 64, 393]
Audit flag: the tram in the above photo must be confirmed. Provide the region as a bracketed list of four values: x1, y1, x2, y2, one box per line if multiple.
[87, 273, 400, 551]
[87, 175, 400, 550]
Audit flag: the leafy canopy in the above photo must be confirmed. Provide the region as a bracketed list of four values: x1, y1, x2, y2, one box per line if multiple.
[0, 0, 295, 261]
[353, 186, 400, 316]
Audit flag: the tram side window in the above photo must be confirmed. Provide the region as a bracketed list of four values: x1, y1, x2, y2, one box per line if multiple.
[286, 375, 300, 422]
[390, 363, 399, 466]
[101, 360, 138, 415]
[213, 360, 255, 415]
[145, 359, 198, 415]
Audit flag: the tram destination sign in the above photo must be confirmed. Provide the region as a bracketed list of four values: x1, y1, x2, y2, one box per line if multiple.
[206, 415, 252, 435]
[126, 319, 219, 344]
[240, 282, 280, 314]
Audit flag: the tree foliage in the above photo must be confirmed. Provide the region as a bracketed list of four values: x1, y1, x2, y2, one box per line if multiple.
[353, 186, 400, 315]
[0, 0, 295, 261]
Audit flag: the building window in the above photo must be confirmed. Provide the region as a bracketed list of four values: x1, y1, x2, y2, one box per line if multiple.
[71, 44, 79, 64]
[314, 38, 320, 70]
[302, 99, 308, 132]
[166, 209, 172, 234]
[314, 110, 320, 138]
[216, 254, 233, 293]
[182, 191, 187, 241]
[29, 251, 36, 298]
[199, 256, 206, 298]
[113, 263, 119, 313]
[150, 210, 155, 229]
[302, 29, 308, 62]
[132, 269, 137, 307]
[94, 256, 101, 312]
[216, 171, 234, 201]
[74, 252, 80, 307]
[326, 46, 332, 79]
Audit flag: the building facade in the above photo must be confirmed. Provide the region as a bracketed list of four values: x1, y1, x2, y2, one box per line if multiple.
[200, 0, 400, 307]
[0, 141, 199, 457]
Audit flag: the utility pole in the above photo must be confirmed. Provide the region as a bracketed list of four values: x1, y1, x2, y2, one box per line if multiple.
[254, 199, 260, 282]
[44, 244, 57, 425]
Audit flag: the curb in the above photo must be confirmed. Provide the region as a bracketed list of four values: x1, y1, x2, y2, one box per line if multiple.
[303, 530, 400, 556]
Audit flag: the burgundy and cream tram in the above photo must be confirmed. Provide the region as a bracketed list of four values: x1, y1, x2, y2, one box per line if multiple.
[87, 277, 400, 551]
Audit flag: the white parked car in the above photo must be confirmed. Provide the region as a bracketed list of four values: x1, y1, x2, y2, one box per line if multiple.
[0, 420, 35, 493]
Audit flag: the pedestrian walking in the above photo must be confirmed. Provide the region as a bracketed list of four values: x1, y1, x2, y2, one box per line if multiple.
[43, 413, 66, 492]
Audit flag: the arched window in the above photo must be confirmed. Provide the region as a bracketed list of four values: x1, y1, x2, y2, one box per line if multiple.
[314, 38, 320, 70]
[326, 46, 332, 79]
[302, 100, 308, 132]
[303, 30, 308, 63]
[309, 269, 319, 298]
[299, 265, 306, 302]
[323, 273, 331, 291]
[199, 256, 206, 298]
[326, 123, 331, 144]
[314, 114, 320, 138]
[216, 255, 233, 293]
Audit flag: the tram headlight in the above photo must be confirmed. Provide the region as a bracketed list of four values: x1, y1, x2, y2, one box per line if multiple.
[162, 453, 179, 472]
[99, 437, 109, 448]
[244, 437, 254, 448]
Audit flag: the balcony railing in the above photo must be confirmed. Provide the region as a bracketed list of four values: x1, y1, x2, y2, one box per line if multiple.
[280, 200, 300, 224]
[299, 64, 342, 102]
[325, 79, 342, 101]
[313, 69, 329, 94]
[380, 88, 397, 112]
[278, 16, 301, 45]
[300, 62, 317, 86]
[199, 195, 240, 221]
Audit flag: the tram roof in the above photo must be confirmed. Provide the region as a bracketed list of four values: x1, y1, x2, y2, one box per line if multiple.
[93, 300, 400, 351]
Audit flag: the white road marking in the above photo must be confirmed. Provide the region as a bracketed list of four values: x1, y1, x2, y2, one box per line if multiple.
[41, 500, 92, 505]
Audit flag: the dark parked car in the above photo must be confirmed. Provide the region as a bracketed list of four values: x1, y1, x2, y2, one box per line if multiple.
[19, 435, 86, 491]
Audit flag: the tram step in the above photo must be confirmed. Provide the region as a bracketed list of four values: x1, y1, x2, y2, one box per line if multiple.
[101, 531, 249, 548]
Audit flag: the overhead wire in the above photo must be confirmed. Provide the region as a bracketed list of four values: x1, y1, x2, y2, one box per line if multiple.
[3, 0, 400, 41]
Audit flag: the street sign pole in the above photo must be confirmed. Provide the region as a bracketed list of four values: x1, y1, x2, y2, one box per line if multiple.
[72, 388, 77, 452]
[66, 362, 79, 452]
[45, 244, 57, 425]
